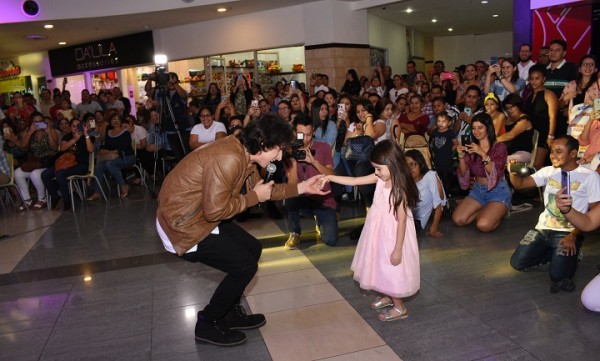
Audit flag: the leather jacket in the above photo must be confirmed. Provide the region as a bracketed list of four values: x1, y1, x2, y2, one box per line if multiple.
[157, 135, 297, 255]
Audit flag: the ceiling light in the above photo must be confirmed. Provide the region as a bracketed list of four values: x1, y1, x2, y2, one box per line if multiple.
[217, 7, 227, 12]
[406, 8, 413, 13]
[481, 0, 488, 3]
[431, 18, 438, 23]
[44, 24, 53, 29]
[59, 41, 66, 45]
[492, 14, 499, 17]
[448, 28, 453, 32]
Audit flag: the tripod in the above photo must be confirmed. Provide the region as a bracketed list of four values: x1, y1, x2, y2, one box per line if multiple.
[150, 85, 187, 197]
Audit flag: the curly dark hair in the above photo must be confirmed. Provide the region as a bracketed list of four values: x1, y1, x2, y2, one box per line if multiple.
[239, 113, 293, 155]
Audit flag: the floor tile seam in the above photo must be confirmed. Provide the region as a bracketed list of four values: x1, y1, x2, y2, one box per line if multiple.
[245, 280, 334, 298]
[39, 278, 77, 359]
[248, 252, 391, 358]
[310, 345, 393, 361]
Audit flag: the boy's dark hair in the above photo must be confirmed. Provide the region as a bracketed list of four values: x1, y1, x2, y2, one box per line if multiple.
[549, 39, 567, 51]
[555, 135, 579, 153]
[239, 113, 293, 155]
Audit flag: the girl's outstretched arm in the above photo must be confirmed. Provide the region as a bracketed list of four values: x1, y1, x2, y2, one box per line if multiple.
[322, 173, 377, 187]
[391, 202, 407, 266]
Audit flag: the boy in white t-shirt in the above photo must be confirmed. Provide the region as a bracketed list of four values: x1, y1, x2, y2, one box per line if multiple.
[509, 136, 600, 293]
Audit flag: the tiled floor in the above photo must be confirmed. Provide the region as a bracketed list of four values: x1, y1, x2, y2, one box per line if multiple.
[0, 189, 599, 361]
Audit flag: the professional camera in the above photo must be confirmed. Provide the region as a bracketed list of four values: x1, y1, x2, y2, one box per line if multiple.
[155, 65, 170, 87]
[289, 133, 315, 161]
[289, 133, 306, 160]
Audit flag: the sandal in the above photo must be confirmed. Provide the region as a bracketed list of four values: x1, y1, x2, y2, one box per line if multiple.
[370, 296, 393, 310]
[120, 184, 129, 198]
[33, 199, 47, 210]
[17, 199, 33, 212]
[378, 306, 408, 322]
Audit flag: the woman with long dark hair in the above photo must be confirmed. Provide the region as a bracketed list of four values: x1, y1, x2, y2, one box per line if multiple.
[452, 113, 510, 232]
[311, 98, 337, 149]
[341, 69, 361, 96]
[484, 57, 525, 102]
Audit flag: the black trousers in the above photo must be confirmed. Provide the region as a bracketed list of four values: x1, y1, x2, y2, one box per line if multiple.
[181, 221, 262, 320]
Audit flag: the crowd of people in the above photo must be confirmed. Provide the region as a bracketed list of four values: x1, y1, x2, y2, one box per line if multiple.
[2, 38, 600, 346]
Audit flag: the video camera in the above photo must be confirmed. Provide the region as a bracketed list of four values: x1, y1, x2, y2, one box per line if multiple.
[155, 65, 170, 88]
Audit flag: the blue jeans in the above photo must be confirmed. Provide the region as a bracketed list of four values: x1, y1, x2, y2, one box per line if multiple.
[93, 154, 135, 193]
[510, 229, 583, 282]
[286, 196, 338, 246]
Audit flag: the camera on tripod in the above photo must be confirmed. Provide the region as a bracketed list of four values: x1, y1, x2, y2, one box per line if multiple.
[154, 54, 170, 88]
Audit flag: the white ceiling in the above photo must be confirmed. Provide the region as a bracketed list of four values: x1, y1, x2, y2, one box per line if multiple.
[0, 0, 513, 60]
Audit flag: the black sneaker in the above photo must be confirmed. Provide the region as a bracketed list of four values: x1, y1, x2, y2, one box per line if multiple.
[195, 315, 247, 347]
[549, 282, 560, 294]
[223, 304, 266, 330]
[559, 279, 576, 292]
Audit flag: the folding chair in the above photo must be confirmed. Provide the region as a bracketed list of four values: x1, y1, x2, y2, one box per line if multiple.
[0, 152, 27, 209]
[67, 153, 107, 210]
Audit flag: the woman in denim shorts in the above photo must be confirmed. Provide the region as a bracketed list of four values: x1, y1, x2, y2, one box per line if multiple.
[452, 113, 511, 232]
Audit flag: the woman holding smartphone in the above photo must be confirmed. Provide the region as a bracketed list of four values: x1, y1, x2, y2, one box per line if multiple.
[452, 113, 510, 232]
[11, 112, 58, 210]
[484, 58, 525, 102]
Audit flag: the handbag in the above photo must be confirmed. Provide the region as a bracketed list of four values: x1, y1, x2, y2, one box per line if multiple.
[97, 150, 119, 162]
[20, 157, 45, 172]
[345, 135, 375, 162]
[55, 152, 77, 171]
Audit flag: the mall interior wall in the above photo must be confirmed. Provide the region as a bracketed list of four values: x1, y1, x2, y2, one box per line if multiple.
[433, 31, 513, 71]
[368, 13, 409, 76]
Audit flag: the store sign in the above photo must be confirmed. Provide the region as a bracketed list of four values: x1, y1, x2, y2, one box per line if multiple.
[0, 61, 21, 79]
[48, 31, 154, 76]
[0, 76, 32, 94]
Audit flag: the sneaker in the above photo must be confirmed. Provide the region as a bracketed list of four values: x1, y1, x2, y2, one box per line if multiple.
[558, 279, 576, 292]
[285, 232, 301, 250]
[223, 304, 266, 330]
[195, 314, 247, 347]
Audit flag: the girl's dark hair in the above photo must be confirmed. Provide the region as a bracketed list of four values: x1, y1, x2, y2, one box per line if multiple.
[471, 112, 496, 146]
[207, 82, 222, 99]
[239, 113, 293, 155]
[347, 69, 359, 82]
[404, 149, 429, 177]
[528, 64, 546, 78]
[356, 98, 375, 116]
[311, 98, 329, 134]
[369, 140, 419, 219]
[375, 97, 392, 120]
[577, 54, 598, 94]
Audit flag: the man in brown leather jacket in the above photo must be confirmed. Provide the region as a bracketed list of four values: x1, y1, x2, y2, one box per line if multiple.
[156, 114, 327, 347]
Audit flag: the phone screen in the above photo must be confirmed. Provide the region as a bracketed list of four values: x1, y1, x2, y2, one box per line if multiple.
[561, 170, 570, 194]
[490, 57, 498, 65]
[594, 98, 600, 112]
[461, 135, 472, 146]
[464, 108, 472, 116]
[89, 119, 96, 129]
[251, 100, 258, 108]
[36, 121, 47, 129]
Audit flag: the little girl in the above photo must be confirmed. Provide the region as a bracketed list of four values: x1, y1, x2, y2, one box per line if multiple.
[322, 140, 420, 321]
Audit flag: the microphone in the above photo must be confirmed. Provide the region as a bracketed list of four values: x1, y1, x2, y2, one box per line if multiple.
[264, 163, 277, 183]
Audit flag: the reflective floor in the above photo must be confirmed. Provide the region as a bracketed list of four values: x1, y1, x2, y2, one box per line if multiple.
[1, 187, 599, 361]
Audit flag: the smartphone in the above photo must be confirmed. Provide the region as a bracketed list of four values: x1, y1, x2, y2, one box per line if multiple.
[561, 170, 570, 194]
[290, 80, 298, 91]
[89, 119, 96, 129]
[490, 56, 498, 65]
[337, 103, 345, 115]
[441, 72, 454, 81]
[594, 98, 600, 112]
[509, 162, 528, 174]
[35, 121, 47, 129]
[251, 99, 258, 108]
[2, 128, 9, 135]
[464, 107, 472, 116]
[461, 134, 472, 146]
[221, 95, 228, 102]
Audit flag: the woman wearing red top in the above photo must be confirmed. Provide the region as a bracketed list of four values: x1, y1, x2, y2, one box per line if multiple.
[452, 113, 511, 232]
[397, 95, 429, 138]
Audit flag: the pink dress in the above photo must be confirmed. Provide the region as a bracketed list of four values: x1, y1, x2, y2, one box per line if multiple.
[351, 179, 420, 298]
